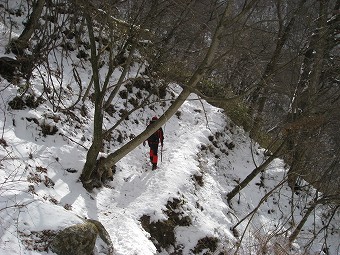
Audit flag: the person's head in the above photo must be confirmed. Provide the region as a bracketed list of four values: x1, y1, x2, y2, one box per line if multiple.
[150, 116, 158, 123]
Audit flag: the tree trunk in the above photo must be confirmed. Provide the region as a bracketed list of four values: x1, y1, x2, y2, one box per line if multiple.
[286, 0, 331, 191]
[11, 0, 45, 54]
[288, 201, 318, 243]
[227, 141, 285, 202]
[80, 14, 104, 187]
[80, 105, 103, 186]
[101, 86, 192, 167]
[250, 0, 307, 138]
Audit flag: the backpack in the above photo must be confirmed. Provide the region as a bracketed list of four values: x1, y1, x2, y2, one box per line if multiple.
[148, 129, 161, 143]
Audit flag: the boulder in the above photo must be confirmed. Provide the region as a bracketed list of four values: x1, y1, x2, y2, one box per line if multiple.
[50, 219, 113, 255]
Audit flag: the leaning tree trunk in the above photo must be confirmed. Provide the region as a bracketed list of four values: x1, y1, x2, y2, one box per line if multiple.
[288, 198, 319, 244]
[95, 1, 240, 187]
[226, 141, 285, 203]
[11, 0, 45, 54]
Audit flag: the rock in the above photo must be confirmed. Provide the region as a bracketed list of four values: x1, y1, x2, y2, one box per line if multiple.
[50, 219, 114, 255]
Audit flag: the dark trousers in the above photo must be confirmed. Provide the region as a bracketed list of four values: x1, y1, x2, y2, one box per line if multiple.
[149, 143, 159, 165]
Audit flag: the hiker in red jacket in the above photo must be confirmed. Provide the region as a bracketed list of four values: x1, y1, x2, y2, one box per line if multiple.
[143, 116, 164, 170]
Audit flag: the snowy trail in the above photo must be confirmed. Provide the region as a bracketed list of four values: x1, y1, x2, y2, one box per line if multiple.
[96, 99, 218, 254]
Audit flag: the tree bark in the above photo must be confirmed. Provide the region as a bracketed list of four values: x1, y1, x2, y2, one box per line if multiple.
[80, 14, 104, 184]
[11, 0, 45, 54]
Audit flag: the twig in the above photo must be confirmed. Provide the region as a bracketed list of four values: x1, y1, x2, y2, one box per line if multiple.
[233, 177, 288, 254]
[196, 94, 211, 131]
[59, 133, 88, 150]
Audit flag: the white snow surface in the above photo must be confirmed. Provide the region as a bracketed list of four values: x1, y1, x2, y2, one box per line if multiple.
[0, 2, 339, 255]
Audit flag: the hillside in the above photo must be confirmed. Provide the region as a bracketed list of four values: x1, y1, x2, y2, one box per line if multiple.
[0, 1, 339, 255]
[1, 67, 339, 254]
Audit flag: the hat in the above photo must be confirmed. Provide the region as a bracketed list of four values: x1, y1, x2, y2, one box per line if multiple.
[151, 116, 158, 121]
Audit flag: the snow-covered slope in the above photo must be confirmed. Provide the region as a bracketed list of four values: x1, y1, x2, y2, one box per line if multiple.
[1, 79, 338, 254]
[0, 2, 339, 255]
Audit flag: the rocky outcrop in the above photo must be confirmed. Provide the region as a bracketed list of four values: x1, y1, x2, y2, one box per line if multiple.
[50, 219, 114, 255]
